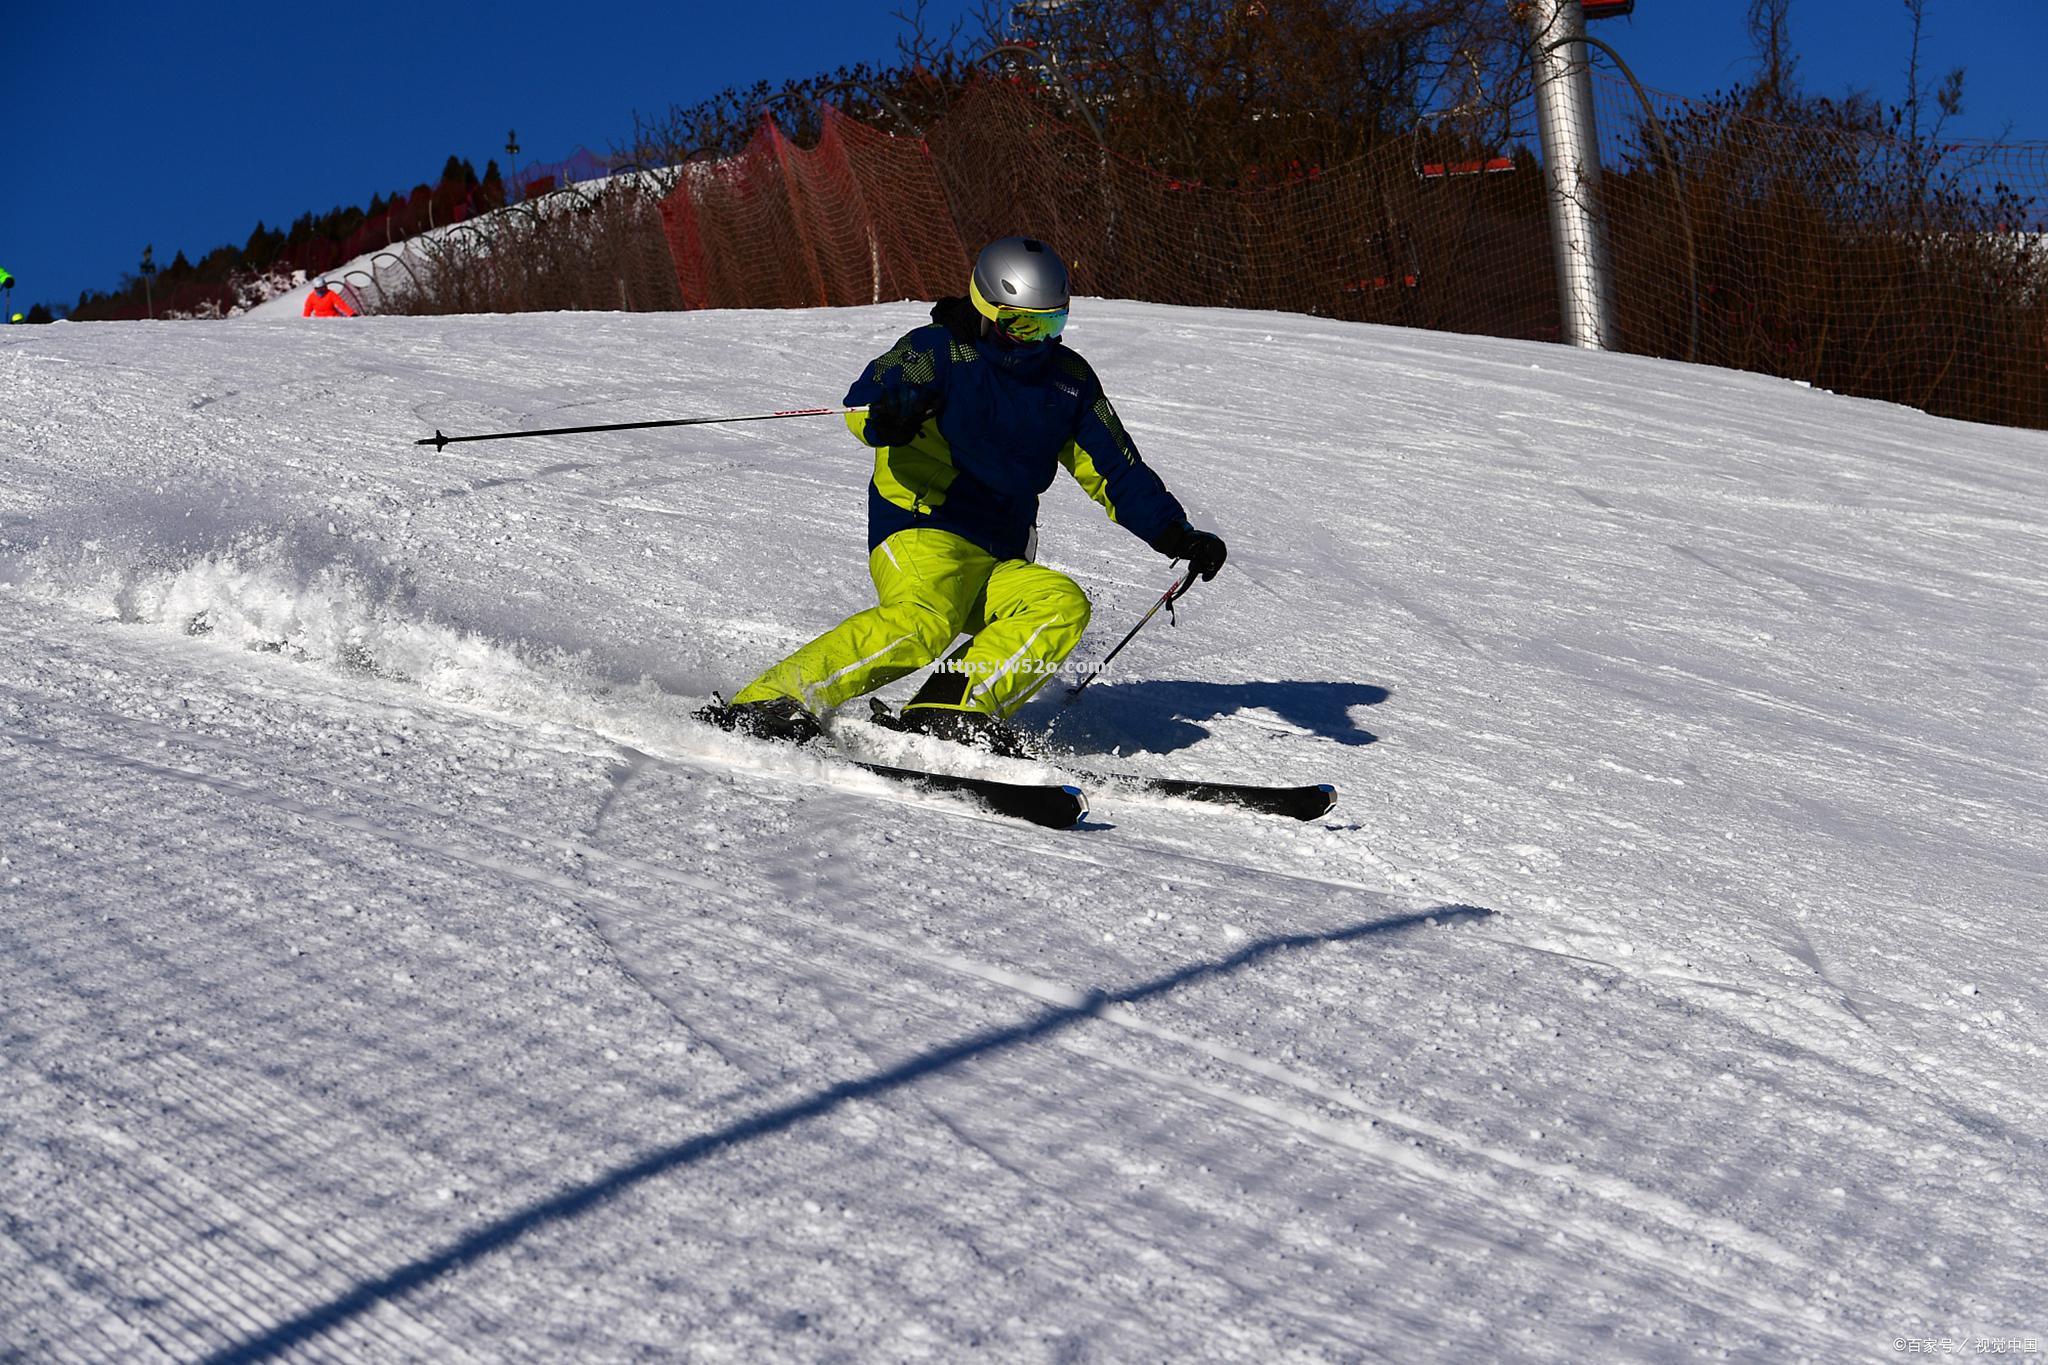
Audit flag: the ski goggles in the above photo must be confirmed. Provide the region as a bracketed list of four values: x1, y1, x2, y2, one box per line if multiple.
[970, 277, 1069, 343]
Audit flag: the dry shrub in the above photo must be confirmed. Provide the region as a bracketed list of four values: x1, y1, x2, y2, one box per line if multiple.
[1602, 82, 2048, 427]
[394, 176, 683, 315]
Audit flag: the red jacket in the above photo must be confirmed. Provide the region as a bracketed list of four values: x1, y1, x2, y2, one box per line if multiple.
[304, 287, 356, 317]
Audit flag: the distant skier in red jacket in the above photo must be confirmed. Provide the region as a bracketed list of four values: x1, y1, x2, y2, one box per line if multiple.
[303, 279, 356, 318]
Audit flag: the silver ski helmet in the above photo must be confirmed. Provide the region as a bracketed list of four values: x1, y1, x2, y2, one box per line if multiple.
[969, 236, 1070, 343]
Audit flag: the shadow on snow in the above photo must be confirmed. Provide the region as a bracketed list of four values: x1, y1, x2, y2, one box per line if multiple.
[1038, 678, 1391, 756]
[206, 901, 1491, 1364]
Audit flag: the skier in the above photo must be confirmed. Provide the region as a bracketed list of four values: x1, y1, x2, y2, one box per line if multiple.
[303, 279, 356, 318]
[700, 235, 1227, 753]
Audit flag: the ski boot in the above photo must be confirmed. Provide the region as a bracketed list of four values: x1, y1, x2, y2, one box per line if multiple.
[867, 672, 1036, 759]
[695, 693, 825, 746]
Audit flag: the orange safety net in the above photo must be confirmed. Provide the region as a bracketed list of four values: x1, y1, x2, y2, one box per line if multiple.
[925, 80, 1556, 342]
[659, 75, 2048, 430]
[661, 107, 969, 310]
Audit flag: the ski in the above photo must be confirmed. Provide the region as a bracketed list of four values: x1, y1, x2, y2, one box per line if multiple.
[844, 758, 1088, 829]
[1063, 769, 1338, 821]
[848, 758, 1327, 825]
[857, 700, 1332, 821]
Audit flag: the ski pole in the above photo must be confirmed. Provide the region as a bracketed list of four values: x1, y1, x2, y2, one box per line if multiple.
[1065, 568, 1194, 701]
[414, 405, 864, 452]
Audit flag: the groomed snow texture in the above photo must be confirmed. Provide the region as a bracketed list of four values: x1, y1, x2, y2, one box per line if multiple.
[3, 300, 2044, 1361]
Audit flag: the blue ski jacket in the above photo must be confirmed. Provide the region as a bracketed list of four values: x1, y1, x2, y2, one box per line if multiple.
[843, 297, 1188, 562]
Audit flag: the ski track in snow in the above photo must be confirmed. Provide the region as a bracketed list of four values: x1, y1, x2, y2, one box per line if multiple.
[3, 305, 2046, 1360]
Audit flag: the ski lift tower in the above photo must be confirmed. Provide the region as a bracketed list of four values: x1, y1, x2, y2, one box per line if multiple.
[1521, 0, 1622, 350]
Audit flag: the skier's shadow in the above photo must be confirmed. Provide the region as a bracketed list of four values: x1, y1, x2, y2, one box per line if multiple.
[1033, 678, 1391, 756]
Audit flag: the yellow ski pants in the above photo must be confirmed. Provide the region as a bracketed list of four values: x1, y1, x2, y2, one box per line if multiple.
[731, 528, 1091, 718]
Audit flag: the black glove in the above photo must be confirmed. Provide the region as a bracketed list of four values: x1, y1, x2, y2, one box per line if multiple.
[1151, 521, 1228, 581]
[862, 386, 937, 447]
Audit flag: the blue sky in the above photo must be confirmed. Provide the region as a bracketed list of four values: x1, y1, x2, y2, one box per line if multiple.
[5, 0, 2043, 318]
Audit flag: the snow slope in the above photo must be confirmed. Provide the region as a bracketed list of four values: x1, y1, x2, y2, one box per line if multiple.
[3, 301, 2045, 1362]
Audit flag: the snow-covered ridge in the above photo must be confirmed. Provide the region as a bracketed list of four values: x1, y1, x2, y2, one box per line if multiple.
[3, 301, 2045, 1359]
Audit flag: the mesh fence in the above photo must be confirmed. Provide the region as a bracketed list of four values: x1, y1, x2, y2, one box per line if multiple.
[639, 72, 2048, 430]
[926, 80, 1558, 339]
[659, 109, 970, 310]
[1588, 75, 2048, 428]
[508, 145, 617, 201]
[659, 80, 1558, 341]
[398, 175, 687, 317]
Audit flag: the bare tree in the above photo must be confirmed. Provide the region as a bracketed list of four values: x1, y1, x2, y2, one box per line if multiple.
[1901, 0, 1965, 148]
[1746, 0, 1797, 108]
